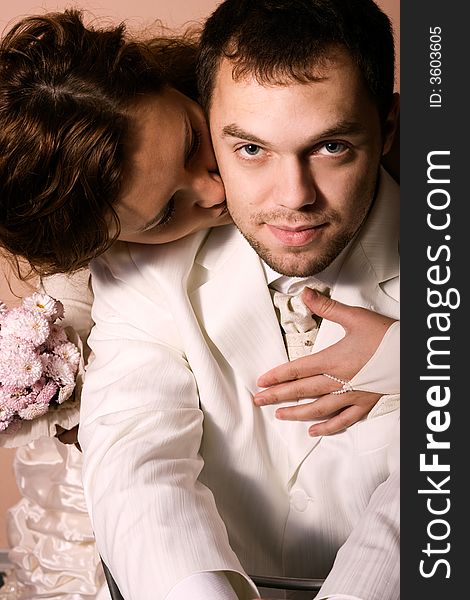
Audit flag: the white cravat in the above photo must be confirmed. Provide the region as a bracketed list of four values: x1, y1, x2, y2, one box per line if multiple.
[270, 286, 330, 360]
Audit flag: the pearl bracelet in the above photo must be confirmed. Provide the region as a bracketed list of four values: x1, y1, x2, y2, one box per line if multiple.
[322, 372, 354, 395]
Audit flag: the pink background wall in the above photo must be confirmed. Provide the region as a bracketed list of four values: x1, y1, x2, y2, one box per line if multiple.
[1, 0, 399, 88]
[0, 0, 399, 550]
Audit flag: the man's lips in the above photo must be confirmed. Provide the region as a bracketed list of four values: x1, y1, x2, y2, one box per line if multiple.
[266, 223, 326, 246]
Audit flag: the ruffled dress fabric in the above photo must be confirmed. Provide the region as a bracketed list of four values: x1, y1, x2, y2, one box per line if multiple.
[1, 436, 110, 599]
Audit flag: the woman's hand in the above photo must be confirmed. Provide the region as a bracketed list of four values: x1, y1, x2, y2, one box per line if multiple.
[254, 288, 397, 436]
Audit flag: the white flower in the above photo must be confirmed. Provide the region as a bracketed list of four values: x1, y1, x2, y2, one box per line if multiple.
[57, 382, 76, 404]
[22, 293, 65, 322]
[0, 301, 8, 316]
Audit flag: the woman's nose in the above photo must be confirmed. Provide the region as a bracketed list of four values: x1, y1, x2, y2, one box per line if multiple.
[191, 169, 226, 208]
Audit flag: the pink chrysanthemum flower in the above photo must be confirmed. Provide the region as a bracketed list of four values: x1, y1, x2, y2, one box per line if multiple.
[36, 380, 59, 405]
[0, 344, 43, 387]
[0, 403, 14, 423]
[45, 355, 76, 386]
[53, 342, 81, 370]
[44, 324, 69, 350]
[23, 293, 64, 321]
[0, 386, 32, 412]
[1, 307, 50, 347]
[17, 402, 50, 420]
[0, 292, 81, 437]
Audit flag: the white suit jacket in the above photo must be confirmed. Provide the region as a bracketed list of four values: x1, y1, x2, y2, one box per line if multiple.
[79, 169, 400, 600]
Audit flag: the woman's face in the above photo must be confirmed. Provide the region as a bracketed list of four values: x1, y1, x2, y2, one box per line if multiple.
[115, 88, 231, 244]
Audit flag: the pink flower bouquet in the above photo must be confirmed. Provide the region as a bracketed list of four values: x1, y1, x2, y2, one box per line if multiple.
[0, 292, 84, 447]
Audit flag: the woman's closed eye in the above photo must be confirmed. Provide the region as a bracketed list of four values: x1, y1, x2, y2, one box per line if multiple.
[153, 197, 176, 228]
[139, 197, 176, 233]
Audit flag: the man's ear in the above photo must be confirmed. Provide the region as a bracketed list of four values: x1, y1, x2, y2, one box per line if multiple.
[382, 92, 400, 156]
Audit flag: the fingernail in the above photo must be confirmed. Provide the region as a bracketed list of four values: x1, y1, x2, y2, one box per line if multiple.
[304, 287, 318, 296]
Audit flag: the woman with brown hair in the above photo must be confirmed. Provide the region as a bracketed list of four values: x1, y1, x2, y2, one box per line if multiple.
[0, 9, 230, 276]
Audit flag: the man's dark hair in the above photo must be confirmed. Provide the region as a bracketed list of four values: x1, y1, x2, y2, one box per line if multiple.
[0, 9, 198, 275]
[198, 0, 395, 121]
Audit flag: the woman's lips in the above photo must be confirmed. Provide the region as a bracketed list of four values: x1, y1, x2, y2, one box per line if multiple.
[214, 202, 228, 216]
[266, 223, 325, 246]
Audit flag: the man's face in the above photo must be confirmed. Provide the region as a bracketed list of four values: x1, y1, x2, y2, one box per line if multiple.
[209, 48, 396, 276]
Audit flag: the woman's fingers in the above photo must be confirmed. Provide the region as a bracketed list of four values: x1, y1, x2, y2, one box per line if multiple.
[257, 292, 396, 389]
[272, 391, 381, 435]
[254, 374, 335, 405]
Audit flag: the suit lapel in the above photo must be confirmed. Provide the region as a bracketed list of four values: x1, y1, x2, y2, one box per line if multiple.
[191, 226, 287, 394]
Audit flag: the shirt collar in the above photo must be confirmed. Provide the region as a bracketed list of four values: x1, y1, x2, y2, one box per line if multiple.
[261, 239, 353, 294]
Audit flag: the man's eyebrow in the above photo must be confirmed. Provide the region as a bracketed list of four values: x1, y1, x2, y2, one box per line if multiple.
[221, 125, 269, 146]
[318, 121, 368, 138]
[221, 121, 367, 146]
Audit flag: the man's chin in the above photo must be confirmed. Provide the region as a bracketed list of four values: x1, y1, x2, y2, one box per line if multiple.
[256, 249, 333, 277]
[238, 227, 354, 276]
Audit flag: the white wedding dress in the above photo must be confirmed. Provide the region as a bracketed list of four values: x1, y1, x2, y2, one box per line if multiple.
[1, 437, 110, 600]
[1, 271, 110, 599]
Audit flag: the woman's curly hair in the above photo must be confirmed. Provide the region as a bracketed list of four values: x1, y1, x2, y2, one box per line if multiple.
[0, 9, 199, 275]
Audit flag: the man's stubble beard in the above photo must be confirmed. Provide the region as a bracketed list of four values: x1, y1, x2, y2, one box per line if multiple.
[227, 175, 378, 277]
[237, 226, 358, 277]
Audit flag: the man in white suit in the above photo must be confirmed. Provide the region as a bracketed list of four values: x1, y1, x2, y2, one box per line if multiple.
[79, 1, 400, 599]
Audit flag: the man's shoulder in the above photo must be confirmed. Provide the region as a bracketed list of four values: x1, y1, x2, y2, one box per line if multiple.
[90, 224, 243, 286]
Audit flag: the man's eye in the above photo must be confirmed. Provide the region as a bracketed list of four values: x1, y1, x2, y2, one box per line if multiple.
[239, 144, 262, 158]
[320, 142, 347, 155]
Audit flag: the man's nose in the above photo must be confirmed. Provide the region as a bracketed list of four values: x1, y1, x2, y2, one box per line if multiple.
[277, 159, 316, 210]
